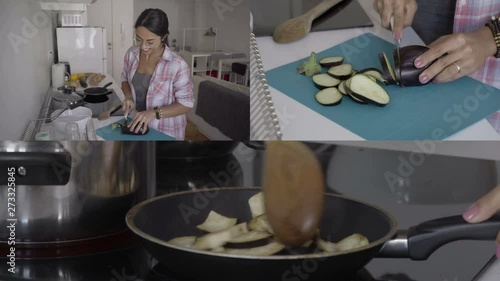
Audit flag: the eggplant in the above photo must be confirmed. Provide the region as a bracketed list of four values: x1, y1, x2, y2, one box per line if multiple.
[315, 87, 343, 106]
[347, 74, 390, 106]
[358, 68, 387, 84]
[327, 64, 353, 80]
[319, 56, 344, 67]
[338, 80, 347, 96]
[312, 73, 341, 88]
[379, 45, 437, 87]
[344, 78, 369, 104]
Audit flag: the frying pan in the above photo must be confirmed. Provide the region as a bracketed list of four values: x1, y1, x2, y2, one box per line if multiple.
[126, 187, 500, 281]
[75, 82, 114, 103]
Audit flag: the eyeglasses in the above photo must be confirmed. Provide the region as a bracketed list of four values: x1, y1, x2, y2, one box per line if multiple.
[133, 36, 160, 48]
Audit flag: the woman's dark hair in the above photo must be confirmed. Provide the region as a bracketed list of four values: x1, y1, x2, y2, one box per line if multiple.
[135, 9, 170, 47]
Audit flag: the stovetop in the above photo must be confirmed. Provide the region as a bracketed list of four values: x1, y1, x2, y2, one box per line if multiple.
[0, 244, 416, 281]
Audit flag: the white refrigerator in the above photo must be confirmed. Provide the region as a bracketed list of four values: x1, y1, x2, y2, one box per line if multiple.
[56, 27, 107, 74]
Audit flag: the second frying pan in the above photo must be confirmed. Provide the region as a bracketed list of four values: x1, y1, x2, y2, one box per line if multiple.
[126, 187, 500, 281]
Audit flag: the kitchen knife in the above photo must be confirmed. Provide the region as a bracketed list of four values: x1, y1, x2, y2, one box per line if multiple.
[390, 16, 402, 77]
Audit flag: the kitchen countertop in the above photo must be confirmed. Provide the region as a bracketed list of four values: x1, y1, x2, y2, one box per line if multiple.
[253, 0, 500, 141]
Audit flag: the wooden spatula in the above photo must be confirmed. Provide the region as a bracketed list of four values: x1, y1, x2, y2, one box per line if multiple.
[263, 141, 325, 246]
[273, 0, 345, 43]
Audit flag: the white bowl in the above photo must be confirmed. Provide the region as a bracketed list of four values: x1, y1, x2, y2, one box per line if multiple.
[52, 107, 92, 139]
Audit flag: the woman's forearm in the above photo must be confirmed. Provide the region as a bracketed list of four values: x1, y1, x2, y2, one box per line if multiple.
[158, 103, 191, 118]
[121, 81, 133, 100]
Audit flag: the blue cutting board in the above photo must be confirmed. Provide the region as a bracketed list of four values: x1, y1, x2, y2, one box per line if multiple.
[95, 118, 175, 140]
[265, 33, 500, 140]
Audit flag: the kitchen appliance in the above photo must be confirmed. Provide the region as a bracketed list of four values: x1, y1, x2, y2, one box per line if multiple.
[56, 27, 107, 75]
[0, 141, 156, 258]
[51, 63, 65, 88]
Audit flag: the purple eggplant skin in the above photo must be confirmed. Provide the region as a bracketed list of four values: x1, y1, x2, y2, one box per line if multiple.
[393, 45, 437, 87]
[378, 52, 397, 85]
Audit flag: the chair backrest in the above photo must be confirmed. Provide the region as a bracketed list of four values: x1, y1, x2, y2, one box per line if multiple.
[231, 62, 247, 76]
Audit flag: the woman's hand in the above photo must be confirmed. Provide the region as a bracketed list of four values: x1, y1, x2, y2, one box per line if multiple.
[128, 109, 156, 134]
[414, 27, 497, 84]
[122, 97, 135, 117]
[373, 0, 417, 40]
[463, 184, 500, 257]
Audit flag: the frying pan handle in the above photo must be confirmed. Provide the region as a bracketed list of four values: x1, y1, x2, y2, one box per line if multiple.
[378, 214, 500, 260]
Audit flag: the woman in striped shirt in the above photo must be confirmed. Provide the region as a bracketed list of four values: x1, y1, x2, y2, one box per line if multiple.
[121, 8, 194, 140]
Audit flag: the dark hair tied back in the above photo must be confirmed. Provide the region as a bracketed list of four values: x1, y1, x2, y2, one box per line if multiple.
[135, 8, 170, 46]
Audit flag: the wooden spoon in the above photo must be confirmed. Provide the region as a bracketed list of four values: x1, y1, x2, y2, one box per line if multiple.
[263, 141, 325, 246]
[273, 0, 345, 43]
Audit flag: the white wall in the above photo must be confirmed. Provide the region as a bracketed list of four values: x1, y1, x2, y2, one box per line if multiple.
[112, 0, 134, 84]
[133, 0, 181, 49]
[193, 0, 249, 56]
[0, 0, 56, 140]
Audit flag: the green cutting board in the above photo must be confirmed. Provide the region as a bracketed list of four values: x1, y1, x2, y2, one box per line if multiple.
[95, 118, 175, 140]
[265, 33, 500, 140]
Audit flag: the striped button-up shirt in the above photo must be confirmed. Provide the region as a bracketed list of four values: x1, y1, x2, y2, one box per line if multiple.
[453, 0, 500, 133]
[121, 45, 195, 140]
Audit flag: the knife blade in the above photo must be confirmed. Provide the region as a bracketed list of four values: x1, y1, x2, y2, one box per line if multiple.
[390, 16, 402, 78]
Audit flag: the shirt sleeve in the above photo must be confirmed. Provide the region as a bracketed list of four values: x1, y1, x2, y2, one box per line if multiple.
[173, 59, 195, 108]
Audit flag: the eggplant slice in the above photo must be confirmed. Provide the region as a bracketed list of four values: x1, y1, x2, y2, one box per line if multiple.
[197, 211, 238, 233]
[345, 78, 369, 104]
[338, 81, 347, 96]
[315, 87, 343, 106]
[248, 192, 265, 218]
[348, 74, 390, 106]
[378, 52, 398, 85]
[327, 64, 353, 80]
[312, 73, 341, 88]
[358, 68, 387, 84]
[319, 56, 344, 67]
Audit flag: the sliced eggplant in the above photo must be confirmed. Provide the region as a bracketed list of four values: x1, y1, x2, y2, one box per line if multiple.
[344, 78, 369, 104]
[378, 52, 397, 85]
[192, 223, 249, 250]
[167, 236, 197, 248]
[228, 231, 272, 243]
[319, 56, 344, 67]
[224, 241, 285, 256]
[327, 64, 353, 80]
[248, 192, 265, 218]
[197, 210, 238, 233]
[315, 87, 343, 106]
[338, 81, 347, 96]
[211, 247, 226, 253]
[348, 74, 390, 106]
[358, 68, 387, 84]
[312, 73, 341, 88]
[248, 215, 274, 234]
[335, 233, 369, 252]
[317, 237, 337, 252]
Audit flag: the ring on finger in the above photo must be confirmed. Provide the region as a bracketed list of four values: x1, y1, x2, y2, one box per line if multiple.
[453, 63, 461, 74]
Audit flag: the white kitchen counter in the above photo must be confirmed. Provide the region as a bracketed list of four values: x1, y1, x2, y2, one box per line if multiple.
[254, 0, 500, 141]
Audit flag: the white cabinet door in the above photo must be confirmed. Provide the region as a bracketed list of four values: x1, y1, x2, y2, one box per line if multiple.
[86, 0, 113, 76]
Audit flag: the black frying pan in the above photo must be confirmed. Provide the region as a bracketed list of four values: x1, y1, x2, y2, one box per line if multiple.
[74, 82, 114, 103]
[126, 187, 500, 281]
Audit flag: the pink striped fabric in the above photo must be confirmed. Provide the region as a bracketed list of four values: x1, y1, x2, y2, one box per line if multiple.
[453, 0, 500, 134]
[121, 45, 194, 140]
